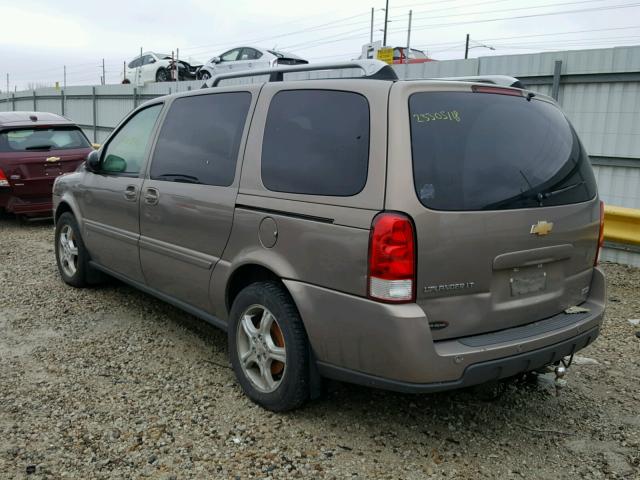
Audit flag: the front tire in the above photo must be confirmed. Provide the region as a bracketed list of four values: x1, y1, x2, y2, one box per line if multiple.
[155, 68, 169, 82]
[199, 70, 211, 81]
[228, 281, 310, 412]
[55, 212, 91, 287]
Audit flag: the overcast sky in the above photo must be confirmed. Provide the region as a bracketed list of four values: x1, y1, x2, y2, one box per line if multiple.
[1, 0, 639, 90]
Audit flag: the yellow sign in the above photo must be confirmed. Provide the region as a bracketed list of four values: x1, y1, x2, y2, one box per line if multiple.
[376, 47, 394, 65]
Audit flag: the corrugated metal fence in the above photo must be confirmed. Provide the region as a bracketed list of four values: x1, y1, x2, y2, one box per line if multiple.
[1, 46, 639, 264]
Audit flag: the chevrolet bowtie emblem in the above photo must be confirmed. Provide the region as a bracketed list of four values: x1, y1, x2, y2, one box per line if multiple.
[46, 156, 61, 163]
[530, 220, 554, 236]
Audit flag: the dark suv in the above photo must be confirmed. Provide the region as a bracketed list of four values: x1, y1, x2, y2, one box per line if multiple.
[52, 61, 606, 411]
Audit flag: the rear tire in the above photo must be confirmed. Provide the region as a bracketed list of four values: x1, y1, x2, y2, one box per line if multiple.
[228, 281, 310, 412]
[55, 212, 92, 287]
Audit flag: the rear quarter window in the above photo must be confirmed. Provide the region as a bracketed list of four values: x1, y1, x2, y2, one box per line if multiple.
[261, 89, 370, 196]
[408, 91, 597, 211]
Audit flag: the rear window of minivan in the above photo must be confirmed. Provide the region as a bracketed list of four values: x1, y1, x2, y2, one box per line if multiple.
[408, 91, 597, 211]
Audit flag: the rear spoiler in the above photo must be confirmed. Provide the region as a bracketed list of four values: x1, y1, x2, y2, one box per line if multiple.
[433, 75, 524, 89]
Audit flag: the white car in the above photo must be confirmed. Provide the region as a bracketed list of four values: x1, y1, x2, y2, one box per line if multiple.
[125, 52, 203, 84]
[197, 47, 308, 80]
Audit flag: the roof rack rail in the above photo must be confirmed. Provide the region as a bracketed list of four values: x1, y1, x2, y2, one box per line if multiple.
[205, 60, 398, 87]
[433, 75, 524, 89]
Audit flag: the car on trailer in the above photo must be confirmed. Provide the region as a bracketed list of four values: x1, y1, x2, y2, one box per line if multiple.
[0, 112, 93, 218]
[125, 52, 203, 84]
[197, 47, 308, 80]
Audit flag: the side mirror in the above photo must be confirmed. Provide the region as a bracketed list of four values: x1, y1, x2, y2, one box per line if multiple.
[102, 154, 127, 173]
[86, 149, 101, 172]
[148, 58, 156, 64]
[212, 56, 221, 64]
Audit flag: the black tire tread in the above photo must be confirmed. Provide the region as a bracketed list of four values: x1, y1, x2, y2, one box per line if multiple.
[229, 281, 310, 412]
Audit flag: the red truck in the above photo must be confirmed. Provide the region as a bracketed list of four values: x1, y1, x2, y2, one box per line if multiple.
[0, 112, 92, 217]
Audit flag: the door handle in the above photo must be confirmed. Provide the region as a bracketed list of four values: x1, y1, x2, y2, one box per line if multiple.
[124, 185, 138, 201]
[143, 187, 160, 205]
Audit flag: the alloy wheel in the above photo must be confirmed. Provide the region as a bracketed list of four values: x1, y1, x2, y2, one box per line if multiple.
[58, 225, 79, 277]
[236, 304, 287, 393]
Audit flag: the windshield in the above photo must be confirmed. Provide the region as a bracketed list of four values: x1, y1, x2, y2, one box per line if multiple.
[0, 127, 90, 152]
[409, 91, 597, 211]
[409, 49, 427, 59]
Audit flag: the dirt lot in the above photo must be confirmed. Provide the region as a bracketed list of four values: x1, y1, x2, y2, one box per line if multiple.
[1, 216, 639, 479]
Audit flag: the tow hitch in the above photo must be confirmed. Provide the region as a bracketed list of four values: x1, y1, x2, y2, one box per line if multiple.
[552, 354, 574, 394]
[527, 353, 575, 395]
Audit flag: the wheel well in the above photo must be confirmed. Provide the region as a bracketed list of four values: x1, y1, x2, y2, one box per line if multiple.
[55, 202, 73, 222]
[226, 264, 280, 313]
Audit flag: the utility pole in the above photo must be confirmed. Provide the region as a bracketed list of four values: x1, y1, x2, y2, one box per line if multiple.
[405, 10, 412, 65]
[370, 7, 374, 44]
[5, 73, 8, 95]
[63, 65, 67, 90]
[383, 0, 389, 46]
[138, 47, 142, 85]
[176, 48, 180, 87]
[464, 33, 470, 59]
[102, 58, 105, 85]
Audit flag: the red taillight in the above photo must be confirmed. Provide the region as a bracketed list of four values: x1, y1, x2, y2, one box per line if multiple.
[472, 85, 523, 97]
[368, 212, 416, 303]
[0, 168, 9, 187]
[595, 200, 605, 266]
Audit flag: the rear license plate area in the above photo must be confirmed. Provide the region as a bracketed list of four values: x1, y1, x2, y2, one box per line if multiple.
[510, 267, 547, 296]
[44, 164, 61, 177]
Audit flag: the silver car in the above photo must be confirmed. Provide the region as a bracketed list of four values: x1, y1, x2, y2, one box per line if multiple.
[197, 46, 308, 80]
[53, 61, 606, 412]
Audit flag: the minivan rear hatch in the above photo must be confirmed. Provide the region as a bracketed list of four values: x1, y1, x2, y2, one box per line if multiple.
[388, 83, 601, 341]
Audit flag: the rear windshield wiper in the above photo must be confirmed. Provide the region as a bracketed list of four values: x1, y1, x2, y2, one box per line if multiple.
[156, 173, 202, 184]
[25, 144, 54, 150]
[537, 181, 585, 201]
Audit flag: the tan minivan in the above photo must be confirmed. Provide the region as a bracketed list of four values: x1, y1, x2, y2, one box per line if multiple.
[53, 60, 606, 411]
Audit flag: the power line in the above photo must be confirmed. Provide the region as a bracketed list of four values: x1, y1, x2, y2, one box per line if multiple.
[401, 0, 610, 23]
[387, 2, 640, 34]
[277, 1, 531, 52]
[282, 2, 639, 53]
[412, 25, 640, 49]
[489, 35, 640, 48]
[179, 11, 372, 55]
[179, 0, 518, 57]
[465, 25, 640, 44]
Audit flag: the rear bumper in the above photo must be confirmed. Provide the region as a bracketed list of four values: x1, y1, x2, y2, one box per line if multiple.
[317, 326, 599, 393]
[0, 191, 53, 215]
[285, 267, 606, 390]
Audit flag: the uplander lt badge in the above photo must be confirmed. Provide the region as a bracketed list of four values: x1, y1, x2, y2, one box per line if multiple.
[424, 282, 476, 294]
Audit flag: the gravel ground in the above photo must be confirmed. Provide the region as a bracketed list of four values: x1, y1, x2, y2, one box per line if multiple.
[1, 216, 639, 480]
